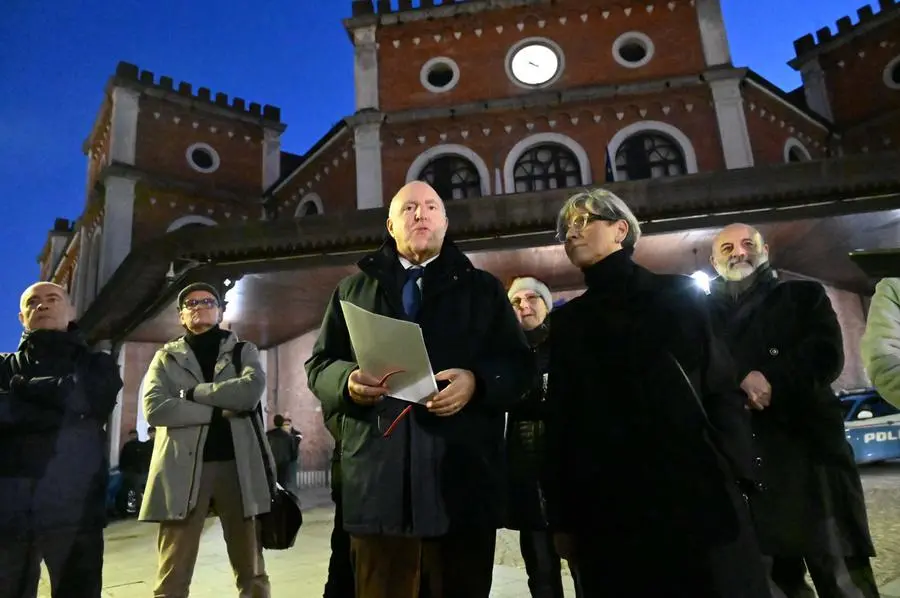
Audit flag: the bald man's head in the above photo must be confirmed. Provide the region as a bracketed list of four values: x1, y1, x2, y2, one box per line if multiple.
[710, 223, 769, 281]
[19, 282, 74, 332]
[387, 181, 449, 264]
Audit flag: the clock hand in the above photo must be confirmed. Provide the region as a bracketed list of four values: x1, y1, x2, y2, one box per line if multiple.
[529, 61, 539, 67]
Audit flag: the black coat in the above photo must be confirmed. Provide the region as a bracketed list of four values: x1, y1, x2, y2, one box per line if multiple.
[0, 326, 123, 536]
[505, 322, 552, 530]
[305, 240, 532, 537]
[545, 249, 768, 597]
[708, 265, 876, 558]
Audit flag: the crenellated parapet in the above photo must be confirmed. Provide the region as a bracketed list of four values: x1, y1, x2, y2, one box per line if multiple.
[792, 0, 898, 61]
[352, 0, 477, 17]
[111, 61, 282, 123]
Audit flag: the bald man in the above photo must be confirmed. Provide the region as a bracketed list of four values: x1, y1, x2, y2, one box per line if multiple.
[0, 282, 122, 598]
[706, 224, 878, 598]
[306, 181, 532, 598]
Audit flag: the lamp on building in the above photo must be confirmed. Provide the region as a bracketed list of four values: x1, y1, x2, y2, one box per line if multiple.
[690, 247, 711, 294]
[690, 270, 711, 294]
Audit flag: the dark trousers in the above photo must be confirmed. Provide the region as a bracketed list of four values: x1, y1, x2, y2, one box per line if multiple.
[323, 491, 354, 598]
[766, 555, 880, 598]
[0, 527, 103, 598]
[350, 529, 496, 598]
[519, 530, 565, 598]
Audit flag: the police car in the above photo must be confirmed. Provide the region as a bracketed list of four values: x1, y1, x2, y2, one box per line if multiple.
[840, 388, 900, 465]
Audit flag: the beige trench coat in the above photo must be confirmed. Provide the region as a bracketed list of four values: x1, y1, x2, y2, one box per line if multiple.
[862, 277, 900, 407]
[138, 331, 275, 522]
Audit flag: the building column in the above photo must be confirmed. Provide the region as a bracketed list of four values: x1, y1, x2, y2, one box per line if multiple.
[109, 87, 140, 165]
[108, 344, 125, 467]
[262, 129, 281, 191]
[800, 59, 834, 122]
[353, 25, 379, 111]
[709, 77, 754, 169]
[99, 176, 136, 287]
[354, 122, 384, 209]
[695, 0, 731, 67]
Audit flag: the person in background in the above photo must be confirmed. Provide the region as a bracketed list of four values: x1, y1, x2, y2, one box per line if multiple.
[506, 275, 567, 598]
[139, 282, 274, 598]
[0, 281, 122, 597]
[708, 223, 878, 598]
[267, 414, 299, 490]
[862, 277, 900, 407]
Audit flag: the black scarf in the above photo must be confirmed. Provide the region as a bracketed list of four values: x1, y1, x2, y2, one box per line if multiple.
[184, 326, 227, 383]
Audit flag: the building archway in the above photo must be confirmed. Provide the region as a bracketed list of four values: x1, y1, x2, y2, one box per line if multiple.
[166, 215, 218, 232]
[406, 144, 491, 197]
[295, 193, 324, 217]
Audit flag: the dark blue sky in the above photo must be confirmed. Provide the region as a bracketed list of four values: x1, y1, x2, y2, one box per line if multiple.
[0, 0, 871, 348]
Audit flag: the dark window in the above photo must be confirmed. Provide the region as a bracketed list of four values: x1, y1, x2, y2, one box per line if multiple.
[891, 62, 900, 86]
[191, 148, 214, 170]
[618, 41, 648, 63]
[299, 200, 319, 216]
[426, 63, 455, 89]
[787, 146, 807, 162]
[614, 133, 686, 181]
[513, 144, 581, 193]
[419, 156, 481, 200]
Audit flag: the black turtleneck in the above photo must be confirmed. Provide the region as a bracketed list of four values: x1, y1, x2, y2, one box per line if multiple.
[582, 246, 637, 293]
[523, 320, 549, 349]
[185, 326, 235, 462]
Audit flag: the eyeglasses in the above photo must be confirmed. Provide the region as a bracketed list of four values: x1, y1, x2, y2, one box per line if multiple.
[556, 212, 609, 242]
[511, 295, 543, 309]
[182, 298, 218, 310]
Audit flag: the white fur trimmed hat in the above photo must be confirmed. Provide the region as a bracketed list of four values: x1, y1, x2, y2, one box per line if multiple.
[507, 276, 553, 309]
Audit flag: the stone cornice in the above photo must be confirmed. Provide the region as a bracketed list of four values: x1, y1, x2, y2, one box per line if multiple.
[345, 0, 551, 31]
[98, 162, 263, 207]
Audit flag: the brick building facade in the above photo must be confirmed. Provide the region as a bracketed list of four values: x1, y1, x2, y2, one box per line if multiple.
[34, 0, 900, 480]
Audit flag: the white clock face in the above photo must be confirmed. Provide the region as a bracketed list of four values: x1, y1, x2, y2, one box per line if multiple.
[510, 43, 560, 86]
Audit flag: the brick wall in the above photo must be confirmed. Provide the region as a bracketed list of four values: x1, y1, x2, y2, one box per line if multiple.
[743, 85, 830, 166]
[134, 96, 268, 196]
[381, 86, 722, 198]
[273, 130, 357, 217]
[118, 341, 164, 448]
[376, 0, 708, 112]
[820, 17, 900, 127]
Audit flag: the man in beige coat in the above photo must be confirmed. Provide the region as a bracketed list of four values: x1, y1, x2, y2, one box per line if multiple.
[862, 277, 900, 407]
[140, 282, 274, 598]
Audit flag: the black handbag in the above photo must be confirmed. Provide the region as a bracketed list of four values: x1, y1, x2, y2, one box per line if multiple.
[234, 342, 303, 550]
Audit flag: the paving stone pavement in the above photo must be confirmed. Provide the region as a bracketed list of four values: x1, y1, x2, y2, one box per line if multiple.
[38, 462, 900, 597]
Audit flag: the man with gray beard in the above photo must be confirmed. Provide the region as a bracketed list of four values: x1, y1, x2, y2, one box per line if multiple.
[706, 223, 878, 598]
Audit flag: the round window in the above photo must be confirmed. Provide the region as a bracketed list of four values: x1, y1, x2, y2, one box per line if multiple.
[420, 57, 460, 93]
[884, 56, 900, 90]
[185, 143, 220, 173]
[506, 37, 565, 89]
[612, 32, 655, 69]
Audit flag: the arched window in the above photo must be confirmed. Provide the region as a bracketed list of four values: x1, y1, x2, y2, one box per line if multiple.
[614, 133, 687, 181]
[295, 193, 324, 218]
[418, 156, 482, 201]
[512, 144, 582, 193]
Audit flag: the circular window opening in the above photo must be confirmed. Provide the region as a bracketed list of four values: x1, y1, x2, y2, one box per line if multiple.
[191, 148, 214, 169]
[427, 63, 454, 88]
[612, 32, 655, 69]
[885, 57, 900, 89]
[787, 147, 805, 162]
[185, 143, 220, 174]
[619, 41, 648, 64]
[420, 57, 460, 93]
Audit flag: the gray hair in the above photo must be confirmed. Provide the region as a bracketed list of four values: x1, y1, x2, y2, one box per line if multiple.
[556, 188, 642, 247]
